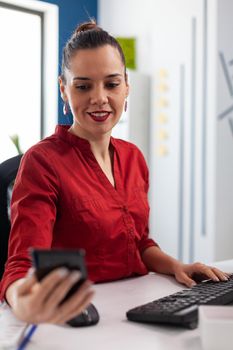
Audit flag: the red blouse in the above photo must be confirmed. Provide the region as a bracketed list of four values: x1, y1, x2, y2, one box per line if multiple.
[0, 125, 157, 300]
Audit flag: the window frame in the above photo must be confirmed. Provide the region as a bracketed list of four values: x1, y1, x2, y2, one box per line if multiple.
[0, 0, 58, 138]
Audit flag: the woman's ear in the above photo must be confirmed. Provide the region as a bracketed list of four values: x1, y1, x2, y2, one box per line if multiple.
[58, 76, 68, 101]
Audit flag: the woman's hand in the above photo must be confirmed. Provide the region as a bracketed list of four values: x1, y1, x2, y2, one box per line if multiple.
[173, 262, 231, 288]
[8, 268, 94, 324]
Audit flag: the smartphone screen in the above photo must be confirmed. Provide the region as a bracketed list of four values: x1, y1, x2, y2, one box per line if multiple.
[30, 248, 87, 303]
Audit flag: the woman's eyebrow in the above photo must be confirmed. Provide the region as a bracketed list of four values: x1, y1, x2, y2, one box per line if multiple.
[73, 77, 90, 81]
[73, 73, 122, 81]
[105, 73, 122, 78]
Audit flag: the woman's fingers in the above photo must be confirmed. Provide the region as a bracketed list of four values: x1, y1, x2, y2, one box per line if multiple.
[195, 264, 220, 281]
[58, 280, 94, 315]
[37, 271, 94, 324]
[175, 271, 196, 288]
[52, 290, 95, 325]
[48, 280, 94, 324]
[59, 291, 95, 325]
[31, 268, 70, 304]
[210, 267, 229, 281]
[191, 263, 229, 282]
[44, 271, 82, 310]
[174, 263, 231, 288]
[12, 268, 95, 325]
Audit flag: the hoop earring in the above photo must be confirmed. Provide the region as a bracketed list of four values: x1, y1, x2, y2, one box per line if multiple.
[124, 100, 128, 112]
[63, 102, 70, 115]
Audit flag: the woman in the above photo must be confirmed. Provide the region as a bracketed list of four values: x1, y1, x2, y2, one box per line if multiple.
[0, 22, 229, 325]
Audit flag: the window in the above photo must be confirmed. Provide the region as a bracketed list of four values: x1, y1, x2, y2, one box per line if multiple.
[0, 0, 58, 162]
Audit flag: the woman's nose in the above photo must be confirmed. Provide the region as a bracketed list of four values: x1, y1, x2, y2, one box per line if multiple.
[90, 86, 108, 106]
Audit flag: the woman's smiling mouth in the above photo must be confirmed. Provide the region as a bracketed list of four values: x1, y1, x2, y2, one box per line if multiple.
[87, 111, 112, 122]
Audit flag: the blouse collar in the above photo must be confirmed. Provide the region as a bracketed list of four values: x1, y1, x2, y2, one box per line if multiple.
[55, 125, 116, 151]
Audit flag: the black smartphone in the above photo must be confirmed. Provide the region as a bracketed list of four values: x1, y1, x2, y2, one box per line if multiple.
[30, 248, 87, 303]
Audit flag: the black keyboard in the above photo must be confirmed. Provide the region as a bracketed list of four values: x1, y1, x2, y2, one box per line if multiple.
[126, 274, 233, 329]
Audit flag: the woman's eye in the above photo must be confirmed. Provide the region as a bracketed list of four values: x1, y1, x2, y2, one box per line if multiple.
[106, 82, 120, 88]
[76, 85, 89, 91]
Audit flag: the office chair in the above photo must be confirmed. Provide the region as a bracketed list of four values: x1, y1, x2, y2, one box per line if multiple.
[0, 154, 23, 280]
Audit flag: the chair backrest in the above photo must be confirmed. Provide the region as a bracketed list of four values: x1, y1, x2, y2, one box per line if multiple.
[0, 154, 23, 279]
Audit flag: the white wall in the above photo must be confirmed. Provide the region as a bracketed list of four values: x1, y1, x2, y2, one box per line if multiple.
[99, 0, 233, 263]
[99, 0, 154, 74]
[99, 0, 197, 73]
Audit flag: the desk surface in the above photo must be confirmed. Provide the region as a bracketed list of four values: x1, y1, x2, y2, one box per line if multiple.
[23, 259, 232, 350]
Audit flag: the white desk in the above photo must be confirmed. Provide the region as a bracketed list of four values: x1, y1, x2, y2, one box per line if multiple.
[24, 259, 233, 350]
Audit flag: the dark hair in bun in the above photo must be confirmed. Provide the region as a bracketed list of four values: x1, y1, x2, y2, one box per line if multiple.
[61, 20, 126, 83]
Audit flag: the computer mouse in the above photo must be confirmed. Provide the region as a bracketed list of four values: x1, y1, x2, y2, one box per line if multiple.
[67, 303, 100, 327]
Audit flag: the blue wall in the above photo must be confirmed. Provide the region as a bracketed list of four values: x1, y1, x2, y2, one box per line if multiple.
[40, 0, 98, 124]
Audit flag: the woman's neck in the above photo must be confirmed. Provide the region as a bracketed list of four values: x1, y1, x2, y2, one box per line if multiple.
[68, 124, 111, 162]
[68, 123, 115, 187]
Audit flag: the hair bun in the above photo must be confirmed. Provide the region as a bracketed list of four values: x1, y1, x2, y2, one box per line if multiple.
[75, 21, 102, 34]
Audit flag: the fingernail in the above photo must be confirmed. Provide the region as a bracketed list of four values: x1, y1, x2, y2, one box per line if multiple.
[70, 271, 81, 282]
[58, 268, 69, 277]
[27, 267, 35, 277]
[223, 276, 228, 281]
[214, 277, 219, 282]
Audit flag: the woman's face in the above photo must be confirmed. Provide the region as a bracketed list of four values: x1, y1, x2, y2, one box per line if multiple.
[59, 45, 129, 139]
